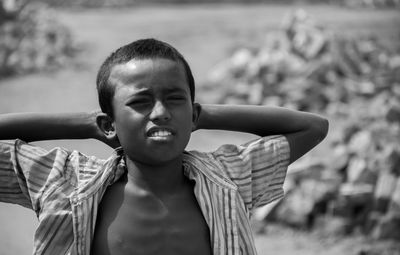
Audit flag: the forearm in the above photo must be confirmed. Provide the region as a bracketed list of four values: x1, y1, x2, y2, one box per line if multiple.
[196, 104, 329, 163]
[196, 104, 325, 136]
[0, 112, 101, 142]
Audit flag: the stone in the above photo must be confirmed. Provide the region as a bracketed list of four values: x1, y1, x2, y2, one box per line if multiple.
[374, 171, 398, 213]
[330, 144, 350, 172]
[348, 131, 374, 156]
[346, 157, 368, 183]
[313, 216, 352, 236]
[272, 178, 338, 228]
[336, 183, 374, 216]
[371, 212, 400, 240]
[385, 146, 400, 175]
[386, 104, 400, 124]
[230, 48, 253, 75]
[389, 55, 400, 69]
[272, 188, 314, 228]
[388, 177, 400, 215]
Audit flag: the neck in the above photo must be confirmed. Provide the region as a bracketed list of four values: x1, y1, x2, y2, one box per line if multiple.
[125, 156, 186, 196]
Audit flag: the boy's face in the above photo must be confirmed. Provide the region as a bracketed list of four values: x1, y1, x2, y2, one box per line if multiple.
[109, 58, 198, 165]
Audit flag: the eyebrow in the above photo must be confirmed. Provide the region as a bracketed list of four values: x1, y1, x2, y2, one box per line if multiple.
[163, 87, 188, 94]
[131, 87, 188, 96]
[131, 88, 152, 96]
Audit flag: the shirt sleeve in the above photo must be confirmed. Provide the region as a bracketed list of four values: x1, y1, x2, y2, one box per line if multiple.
[210, 135, 290, 211]
[0, 140, 74, 213]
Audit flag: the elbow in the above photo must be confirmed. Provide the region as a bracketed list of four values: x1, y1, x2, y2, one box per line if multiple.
[314, 116, 329, 143]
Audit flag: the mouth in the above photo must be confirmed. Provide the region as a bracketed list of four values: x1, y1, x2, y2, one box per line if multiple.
[146, 127, 175, 141]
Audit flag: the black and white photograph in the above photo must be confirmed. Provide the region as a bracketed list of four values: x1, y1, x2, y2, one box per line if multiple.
[0, 0, 399, 254]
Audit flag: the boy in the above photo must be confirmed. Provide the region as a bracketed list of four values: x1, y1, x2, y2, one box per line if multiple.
[0, 39, 328, 255]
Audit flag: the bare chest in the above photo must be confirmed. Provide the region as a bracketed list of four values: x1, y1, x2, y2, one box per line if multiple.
[91, 181, 212, 255]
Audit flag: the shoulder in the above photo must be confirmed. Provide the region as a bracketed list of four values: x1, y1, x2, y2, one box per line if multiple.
[1, 139, 111, 184]
[65, 147, 123, 189]
[184, 135, 290, 184]
[185, 136, 291, 209]
[211, 135, 290, 166]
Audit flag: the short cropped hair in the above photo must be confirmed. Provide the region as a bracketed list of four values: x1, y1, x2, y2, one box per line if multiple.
[96, 38, 195, 118]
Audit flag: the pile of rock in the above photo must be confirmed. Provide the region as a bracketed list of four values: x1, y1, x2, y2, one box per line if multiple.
[270, 105, 400, 240]
[201, 9, 400, 114]
[29, 0, 136, 8]
[0, 0, 79, 78]
[201, 10, 400, 240]
[343, 0, 400, 9]
[26, 0, 400, 8]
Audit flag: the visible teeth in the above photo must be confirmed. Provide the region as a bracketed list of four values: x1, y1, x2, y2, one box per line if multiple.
[150, 130, 172, 137]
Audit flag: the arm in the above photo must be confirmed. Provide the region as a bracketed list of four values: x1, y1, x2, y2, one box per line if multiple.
[0, 111, 120, 148]
[195, 104, 329, 164]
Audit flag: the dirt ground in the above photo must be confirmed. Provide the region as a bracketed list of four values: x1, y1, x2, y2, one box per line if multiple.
[0, 3, 399, 255]
[254, 224, 400, 255]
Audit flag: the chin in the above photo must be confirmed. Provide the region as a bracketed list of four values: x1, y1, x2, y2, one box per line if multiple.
[128, 152, 183, 166]
[150, 153, 183, 165]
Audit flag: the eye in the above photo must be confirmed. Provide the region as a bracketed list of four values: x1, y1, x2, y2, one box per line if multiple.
[127, 98, 152, 108]
[167, 94, 187, 103]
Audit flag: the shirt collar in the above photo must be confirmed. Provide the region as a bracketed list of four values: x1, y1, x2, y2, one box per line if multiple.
[110, 148, 237, 190]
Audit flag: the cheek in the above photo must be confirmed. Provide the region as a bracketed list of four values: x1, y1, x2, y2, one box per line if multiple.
[177, 108, 194, 127]
[114, 113, 142, 139]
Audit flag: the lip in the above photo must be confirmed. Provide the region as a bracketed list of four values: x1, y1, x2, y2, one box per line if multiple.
[146, 126, 176, 137]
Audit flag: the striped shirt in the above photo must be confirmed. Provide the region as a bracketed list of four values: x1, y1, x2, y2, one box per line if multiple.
[0, 135, 290, 255]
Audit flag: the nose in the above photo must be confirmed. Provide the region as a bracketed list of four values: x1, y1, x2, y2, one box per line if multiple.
[149, 100, 171, 122]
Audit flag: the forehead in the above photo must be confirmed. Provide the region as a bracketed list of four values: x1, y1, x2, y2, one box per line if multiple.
[109, 58, 189, 94]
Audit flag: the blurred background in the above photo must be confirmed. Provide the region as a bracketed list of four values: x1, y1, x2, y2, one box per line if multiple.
[0, 0, 399, 254]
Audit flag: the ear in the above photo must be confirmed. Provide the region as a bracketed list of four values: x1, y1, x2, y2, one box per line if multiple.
[191, 103, 201, 132]
[96, 112, 117, 140]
